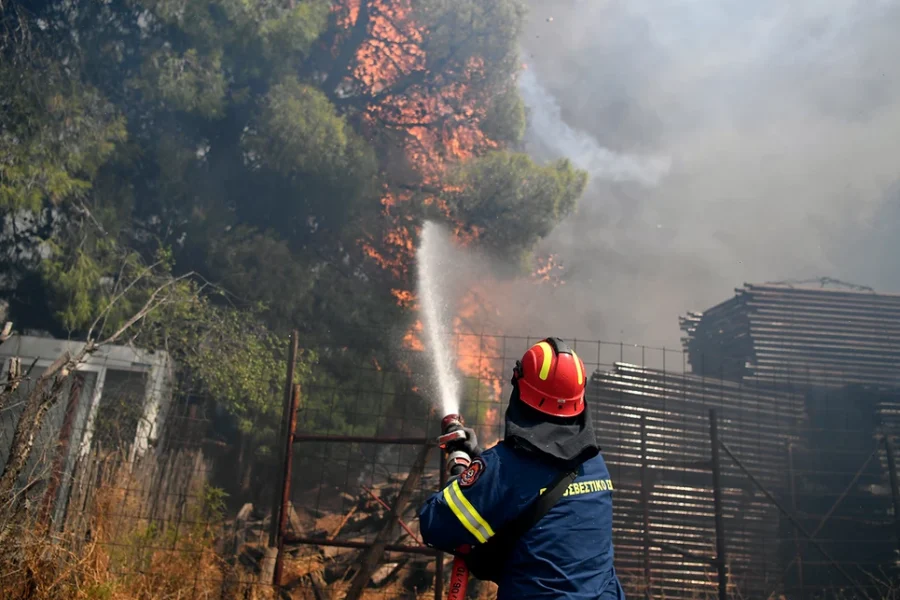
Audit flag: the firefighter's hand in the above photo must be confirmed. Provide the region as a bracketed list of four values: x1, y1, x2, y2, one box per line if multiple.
[451, 426, 481, 458]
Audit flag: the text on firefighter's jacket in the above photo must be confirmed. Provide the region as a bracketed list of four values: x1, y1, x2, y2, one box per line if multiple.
[540, 478, 614, 497]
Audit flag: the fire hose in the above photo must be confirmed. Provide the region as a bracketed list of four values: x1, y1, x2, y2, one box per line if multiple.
[436, 413, 472, 600]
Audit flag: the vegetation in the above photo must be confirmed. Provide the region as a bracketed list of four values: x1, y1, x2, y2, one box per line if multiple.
[0, 453, 248, 600]
[0, 0, 587, 503]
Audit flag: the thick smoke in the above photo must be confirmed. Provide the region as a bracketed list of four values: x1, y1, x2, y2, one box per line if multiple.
[506, 0, 900, 347]
[518, 69, 671, 187]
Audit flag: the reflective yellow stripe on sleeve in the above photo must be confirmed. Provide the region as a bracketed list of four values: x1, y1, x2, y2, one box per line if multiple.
[451, 481, 496, 538]
[442, 480, 495, 543]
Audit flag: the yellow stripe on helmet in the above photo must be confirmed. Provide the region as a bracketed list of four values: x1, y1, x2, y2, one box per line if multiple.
[572, 351, 583, 386]
[536, 341, 553, 380]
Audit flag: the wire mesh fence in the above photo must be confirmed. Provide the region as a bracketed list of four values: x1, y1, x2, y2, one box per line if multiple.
[0, 336, 274, 598]
[0, 327, 898, 600]
[275, 331, 900, 600]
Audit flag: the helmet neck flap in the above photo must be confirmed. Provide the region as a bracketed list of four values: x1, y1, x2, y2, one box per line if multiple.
[503, 384, 600, 469]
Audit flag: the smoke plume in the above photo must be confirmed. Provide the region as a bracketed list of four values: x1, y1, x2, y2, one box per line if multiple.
[517, 68, 671, 187]
[506, 0, 900, 348]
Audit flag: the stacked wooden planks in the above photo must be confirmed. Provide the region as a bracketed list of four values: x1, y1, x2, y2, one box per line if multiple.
[680, 282, 900, 389]
[675, 281, 900, 596]
[588, 362, 805, 599]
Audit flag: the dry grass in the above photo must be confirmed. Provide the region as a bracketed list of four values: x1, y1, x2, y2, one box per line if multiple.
[0, 457, 263, 600]
[3, 454, 895, 600]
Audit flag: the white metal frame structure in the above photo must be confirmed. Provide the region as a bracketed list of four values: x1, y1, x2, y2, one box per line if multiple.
[0, 335, 174, 523]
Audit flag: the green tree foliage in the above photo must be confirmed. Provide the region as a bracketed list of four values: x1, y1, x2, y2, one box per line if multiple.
[135, 48, 228, 118]
[446, 152, 588, 263]
[415, 0, 526, 89]
[40, 238, 132, 335]
[482, 85, 527, 145]
[177, 307, 300, 459]
[0, 0, 589, 493]
[141, 0, 329, 73]
[0, 64, 126, 212]
[204, 226, 316, 329]
[241, 76, 378, 235]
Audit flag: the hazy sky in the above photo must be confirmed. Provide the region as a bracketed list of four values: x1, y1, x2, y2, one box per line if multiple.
[510, 0, 900, 348]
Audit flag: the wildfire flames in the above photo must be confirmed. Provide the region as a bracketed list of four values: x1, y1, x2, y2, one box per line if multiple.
[402, 319, 425, 352]
[391, 288, 416, 309]
[336, 0, 565, 444]
[352, 0, 425, 94]
[532, 254, 566, 287]
[453, 290, 504, 403]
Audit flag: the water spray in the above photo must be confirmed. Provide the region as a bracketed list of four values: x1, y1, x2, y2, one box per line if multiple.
[416, 222, 471, 600]
[417, 221, 461, 417]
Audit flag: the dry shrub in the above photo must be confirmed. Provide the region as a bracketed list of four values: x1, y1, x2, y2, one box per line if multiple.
[0, 456, 261, 600]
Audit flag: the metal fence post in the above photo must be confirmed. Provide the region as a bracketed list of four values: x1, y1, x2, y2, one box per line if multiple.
[274, 383, 301, 586]
[709, 409, 727, 600]
[269, 330, 299, 548]
[640, 414, 652, 599]
[884, 434, 900, 556]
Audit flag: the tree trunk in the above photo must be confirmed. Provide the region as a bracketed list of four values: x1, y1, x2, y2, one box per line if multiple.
[323, 0, 371, 104]
[238, 433, 253, 496]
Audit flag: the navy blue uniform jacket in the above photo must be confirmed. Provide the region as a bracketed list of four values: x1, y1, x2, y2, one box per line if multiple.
[419, 440, 625, 599]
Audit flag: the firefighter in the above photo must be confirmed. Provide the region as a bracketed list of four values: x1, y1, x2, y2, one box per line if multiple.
[418, 337, 625, 599]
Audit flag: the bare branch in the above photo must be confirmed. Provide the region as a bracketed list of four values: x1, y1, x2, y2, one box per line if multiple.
[42, 351, 73, 380]
[86, 259, 165, 343]
[0, 264, 199, 530]
[72, 199, 108, 237]
[98, 271, 197, 347]
[0, 356, 39, 406]
[103, 247, 133, 330]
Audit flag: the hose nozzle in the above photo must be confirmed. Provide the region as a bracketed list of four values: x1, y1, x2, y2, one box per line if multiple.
[437, 413, 469, 476]
[438, 413, 466, 447]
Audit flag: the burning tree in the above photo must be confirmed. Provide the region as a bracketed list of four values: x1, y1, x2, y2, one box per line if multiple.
[0, 0, 586, 455]
[311, 0, 587, 432]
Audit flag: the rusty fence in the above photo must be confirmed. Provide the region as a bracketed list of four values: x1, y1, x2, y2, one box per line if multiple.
[1, 329, 898, 600]
[267, 331, 900, 600]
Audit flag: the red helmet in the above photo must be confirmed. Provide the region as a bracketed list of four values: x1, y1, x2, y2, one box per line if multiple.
[512, 337, 586, 417]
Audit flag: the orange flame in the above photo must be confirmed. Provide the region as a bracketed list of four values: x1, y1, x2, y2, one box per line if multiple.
[532, 254, 567, 287]
[391, 288, 416, 308]
[336, 0, 509, 438]
[352, 0, 425, 94]
[403, 320, 425, 352]
[334, 0, 362, 29]
[453, 289, 504, 446]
